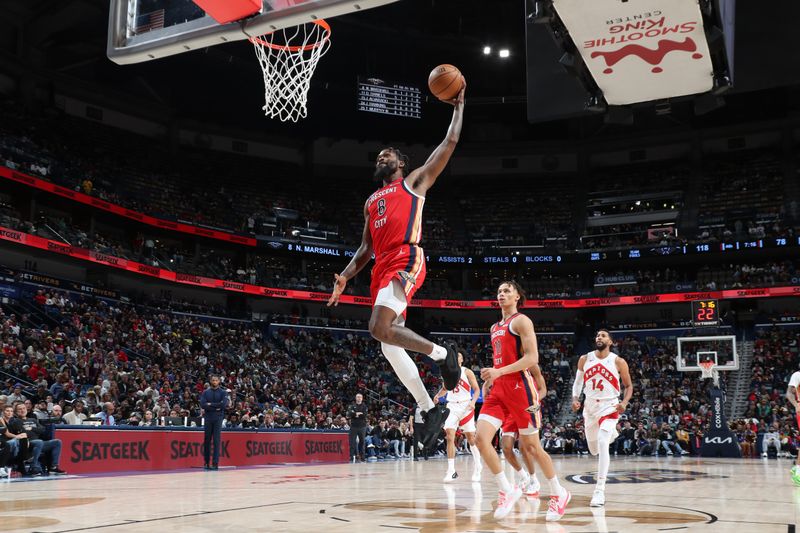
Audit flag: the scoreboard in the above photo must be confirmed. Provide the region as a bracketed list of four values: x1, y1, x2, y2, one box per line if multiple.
[691, 299, 719, 327]
[358, 77, 422, 118]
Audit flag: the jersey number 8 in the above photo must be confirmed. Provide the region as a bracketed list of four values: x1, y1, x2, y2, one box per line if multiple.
[377, 198, 386, 216]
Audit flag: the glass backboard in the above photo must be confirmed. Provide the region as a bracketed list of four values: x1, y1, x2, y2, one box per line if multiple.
[676, 335, 738, 372]
[108, 0, 399, 64]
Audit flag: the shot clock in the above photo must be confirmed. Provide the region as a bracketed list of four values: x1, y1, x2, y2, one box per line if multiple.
[692, 299, 720, 327]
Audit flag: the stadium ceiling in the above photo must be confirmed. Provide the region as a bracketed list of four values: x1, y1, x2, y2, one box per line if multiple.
[0, 1, 799, 143]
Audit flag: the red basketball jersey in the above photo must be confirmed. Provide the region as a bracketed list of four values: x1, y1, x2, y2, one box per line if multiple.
[366, 177, 424, 257]
[490, 313, 523, 382]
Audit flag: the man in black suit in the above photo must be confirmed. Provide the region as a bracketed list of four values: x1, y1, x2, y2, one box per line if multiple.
[347, 393, 368, 462]
[200, 375, 228, 470]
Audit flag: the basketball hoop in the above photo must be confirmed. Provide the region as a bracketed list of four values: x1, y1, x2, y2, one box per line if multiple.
[699, 360, 716, 381]
[249, 20, 331, 122]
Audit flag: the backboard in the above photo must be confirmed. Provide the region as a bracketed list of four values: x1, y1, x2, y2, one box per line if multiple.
[107, 0, 399, 65]
[676, 335, 738, 372]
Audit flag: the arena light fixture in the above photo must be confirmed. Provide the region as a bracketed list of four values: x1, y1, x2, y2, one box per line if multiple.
[483, 46, 492, 55]
[499, 49, 510, 58]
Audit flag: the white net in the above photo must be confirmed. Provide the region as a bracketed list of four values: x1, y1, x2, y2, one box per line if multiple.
[250, 20, 331, 122]
[699, 361, 715, 380]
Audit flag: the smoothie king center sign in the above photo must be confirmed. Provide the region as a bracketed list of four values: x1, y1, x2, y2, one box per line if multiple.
[553, 0, 714, 105]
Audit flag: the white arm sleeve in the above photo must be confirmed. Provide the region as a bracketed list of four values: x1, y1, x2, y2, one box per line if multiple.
[572, 369, 584, 399]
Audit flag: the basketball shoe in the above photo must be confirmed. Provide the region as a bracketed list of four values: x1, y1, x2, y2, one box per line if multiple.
[472, 462, 482, 482]
[443, 470, 458, 483]
[493, 485, 522, 519]
[436, 343, 461, 390]
[545, 489, 571, 521]
[589, 488, 605, 507]
[419, 404, 449, 452]
[523, 476, 541, 498]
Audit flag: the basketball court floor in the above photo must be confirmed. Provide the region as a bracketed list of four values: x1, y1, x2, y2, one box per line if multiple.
[0, 455, 796, 532]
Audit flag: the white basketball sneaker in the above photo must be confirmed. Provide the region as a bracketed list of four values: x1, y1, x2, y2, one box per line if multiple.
[443, 471, 458, 483]
[523, 477, 541, 498]
[590, 488, 605, 507]
[493, 485, 522, 519]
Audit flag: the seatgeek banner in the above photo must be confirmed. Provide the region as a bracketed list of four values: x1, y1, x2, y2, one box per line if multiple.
[55, 428, 349, 474]
[0, 166, 256, 247]
[1, 225, 798, 309]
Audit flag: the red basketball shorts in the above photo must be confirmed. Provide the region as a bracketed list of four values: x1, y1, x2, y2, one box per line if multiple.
[478, 374, 541, 435]
[370, 245, 426, 318]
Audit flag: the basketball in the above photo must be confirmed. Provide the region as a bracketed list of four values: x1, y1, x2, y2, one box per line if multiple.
[428, 64, 464, 101]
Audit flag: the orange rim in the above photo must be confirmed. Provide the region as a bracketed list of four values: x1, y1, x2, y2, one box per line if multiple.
[249, 19, 331, 52]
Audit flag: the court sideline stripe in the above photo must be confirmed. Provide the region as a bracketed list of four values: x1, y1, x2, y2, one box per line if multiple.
[31, 501, 295, 532]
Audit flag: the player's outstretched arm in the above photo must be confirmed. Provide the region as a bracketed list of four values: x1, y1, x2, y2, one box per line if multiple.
[406, 80, 465, 196]
[615, 357, 633, 414]
[327, 205, 373, 307]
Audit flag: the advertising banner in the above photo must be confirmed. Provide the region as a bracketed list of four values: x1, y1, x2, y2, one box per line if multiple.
[55, 428, 349, 474]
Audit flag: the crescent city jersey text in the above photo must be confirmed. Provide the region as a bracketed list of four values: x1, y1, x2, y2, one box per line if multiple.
[366, 178, 425, 257]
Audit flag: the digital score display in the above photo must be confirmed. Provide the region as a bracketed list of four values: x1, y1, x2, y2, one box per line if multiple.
[692, 299, 720, 327]
[358, 77, 422, 118]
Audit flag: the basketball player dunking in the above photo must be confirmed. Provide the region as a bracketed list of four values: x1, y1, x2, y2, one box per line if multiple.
[571, 329, 633, 507]
[433, 351, 482, 483]
[327, 82, 466, 449]
[476, 281, 570, 521]
[785, 368, 800, 485]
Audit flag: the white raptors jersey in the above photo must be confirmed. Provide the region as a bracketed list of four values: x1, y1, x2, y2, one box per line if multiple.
[446, 368, 473, 403]
[583, 351, 621, 402]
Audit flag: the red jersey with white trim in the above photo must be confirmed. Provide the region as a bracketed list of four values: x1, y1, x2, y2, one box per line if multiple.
[366, 177, 424, 257]
[446, 368, 473, 403]
[490, 313, 526, 384]
[583, 351, 621, 402]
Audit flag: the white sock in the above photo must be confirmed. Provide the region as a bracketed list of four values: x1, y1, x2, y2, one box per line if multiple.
[597, 430, 612, 490]
[529, 473, 540, 489]
[448, 458, 455, 472]
[516, 466, 530, 485]
[428, 343, 448, 362]
[382, 342, 435, 411]
[548, 476, 565, 498]
[470, 443, 482, 469]
[495, 471, 513, 493]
